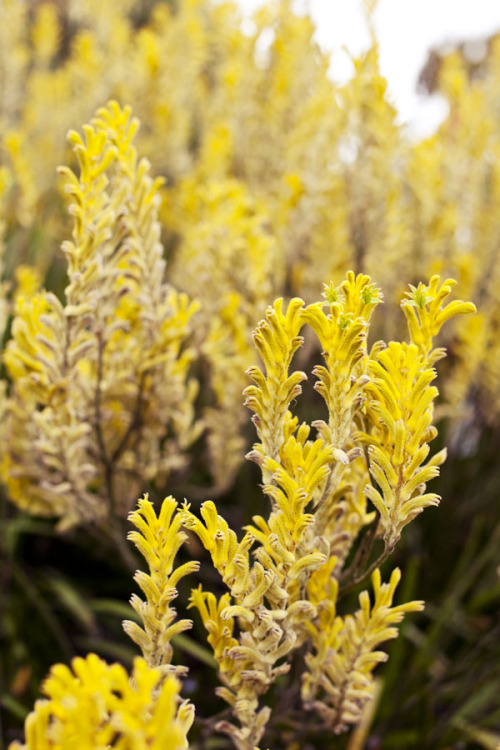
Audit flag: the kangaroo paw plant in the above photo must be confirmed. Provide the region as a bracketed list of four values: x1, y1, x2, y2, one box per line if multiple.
[181, 272, 474, 747]
[11, 271, 474, 749]
[0, 102, 201, 532]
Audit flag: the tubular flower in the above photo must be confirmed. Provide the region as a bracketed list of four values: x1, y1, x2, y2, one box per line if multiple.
[123, 495, 199, 676]
[1, 102, 201, 529]
[182, 491, 311, 750]
[9, 654, 193, 750]
[168, 177, 280, 488]
[0, 0, 494, 744]
[361, 341, 444, 548]
[0, 0, 495, 434]
[359, 276, 476, 548]
[244, 296, 306, 482]
[181, 274, 473, 748]
[303, 568, 423, 734]
[401, 275, 476, 363]
[0, 166, 11, 341]
[301, 272, 382, 450]
[10, 271, 474, 750]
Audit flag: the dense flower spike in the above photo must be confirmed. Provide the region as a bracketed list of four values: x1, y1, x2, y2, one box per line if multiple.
[303, 568, 423, 733]
[9, 655, 193, 750]
[1, 102, 201, 530]
[0, 167, 11, 341]
[362, 342, 444, 547]
[169, 178, 278, 487]
[123, 495, 199, 675]
[0, 3, 492, 746]
[182, 497, 299, 750]
[302, 272, 382, 450]
[12, 270, 474, 749]
[181, 273, 474, 748]
[0, 0, 495, 438]
[358, 280, 476, 547]
[244, 297, 306, 482]
[401, 275, 477, 363]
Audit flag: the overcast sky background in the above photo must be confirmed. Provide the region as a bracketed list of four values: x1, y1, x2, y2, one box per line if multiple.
[237, 0, 500, 137]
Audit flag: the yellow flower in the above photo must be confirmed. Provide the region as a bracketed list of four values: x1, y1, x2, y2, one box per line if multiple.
[10, 654, 193, 750]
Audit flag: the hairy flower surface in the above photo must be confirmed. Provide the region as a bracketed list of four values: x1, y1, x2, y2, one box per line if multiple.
[9, 654, 193, 750]
[0, 2, 494, 746]
[0, 0, 496, 440]
[11, 271, 475, 750]
[123, 494, 199, 675]
[180, 272, 475, 747]
[1, 102, 201, 530]
[303, 568, 423, 733]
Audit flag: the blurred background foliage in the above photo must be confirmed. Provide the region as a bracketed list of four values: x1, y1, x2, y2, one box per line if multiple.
[0, 0, 499, 748]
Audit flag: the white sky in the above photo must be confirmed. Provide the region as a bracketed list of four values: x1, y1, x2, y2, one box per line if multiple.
[238, 0, 500, 137]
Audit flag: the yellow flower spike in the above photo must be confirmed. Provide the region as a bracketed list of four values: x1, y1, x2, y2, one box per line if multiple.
[9, 266, 475, 748]
[185, 481, 313, 749]
[362, 342, 445, 547]
[169, 171, 278, 487]
[0, 0, 494, 735]
[287, 551, 327, 581]
[10, 655, 192, 750]
[124, 495, 198, 674]
[340, 271, 384, 319]
[244, 297, 306, 481]
[13, 265, 43, 305]
[276, 435, 335, 503]
[402, 275, 476, 360]
[301, 274, 381, 449]
[259, 443, 332, 548]
[2, 101, 201, 528]
[31, 3, 60, 66]
[4, 293, 59, 390]
[306, 556, 338, 609]
[181, 501, 247, 586]
[303, 568, 423, 734]
[241, 564, 275, 609]
[188, 586, 241, 679]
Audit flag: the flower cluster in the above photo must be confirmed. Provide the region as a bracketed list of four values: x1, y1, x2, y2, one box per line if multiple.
[9, 654, 193, 750]
[0, 2, 489, 746]
[1, 102, 200, 531]
[180, 272, 474, 747]
[0, 0, 490, 465]
[12, 271, 474, 750]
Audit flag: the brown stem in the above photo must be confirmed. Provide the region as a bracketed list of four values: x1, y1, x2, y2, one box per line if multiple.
[110, 371, 146, 464]
[93, 333, 138, 573]
[338, 543, 393, 600]
[94, 331, 145, 511]
[107, 519, 137, 574]
[193, 708, 233, 750]
[340, 513, 380, 583]
[94, 331, 110, 467]
[316, 460, 342, 509]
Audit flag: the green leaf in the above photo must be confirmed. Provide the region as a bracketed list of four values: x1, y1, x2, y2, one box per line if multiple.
[452, 681, 500, 723]
[1, 694, 29, 720]
[172, 634, 216, 668]
[380, 729, 419, 748]
[47, 575, 96, 632]
[5, 516, 55, 556]
[89, 598, 141, 623]
[452, 718, 500, 750]
[12, 565, 72, 660]
[75, 637, 136, 666]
